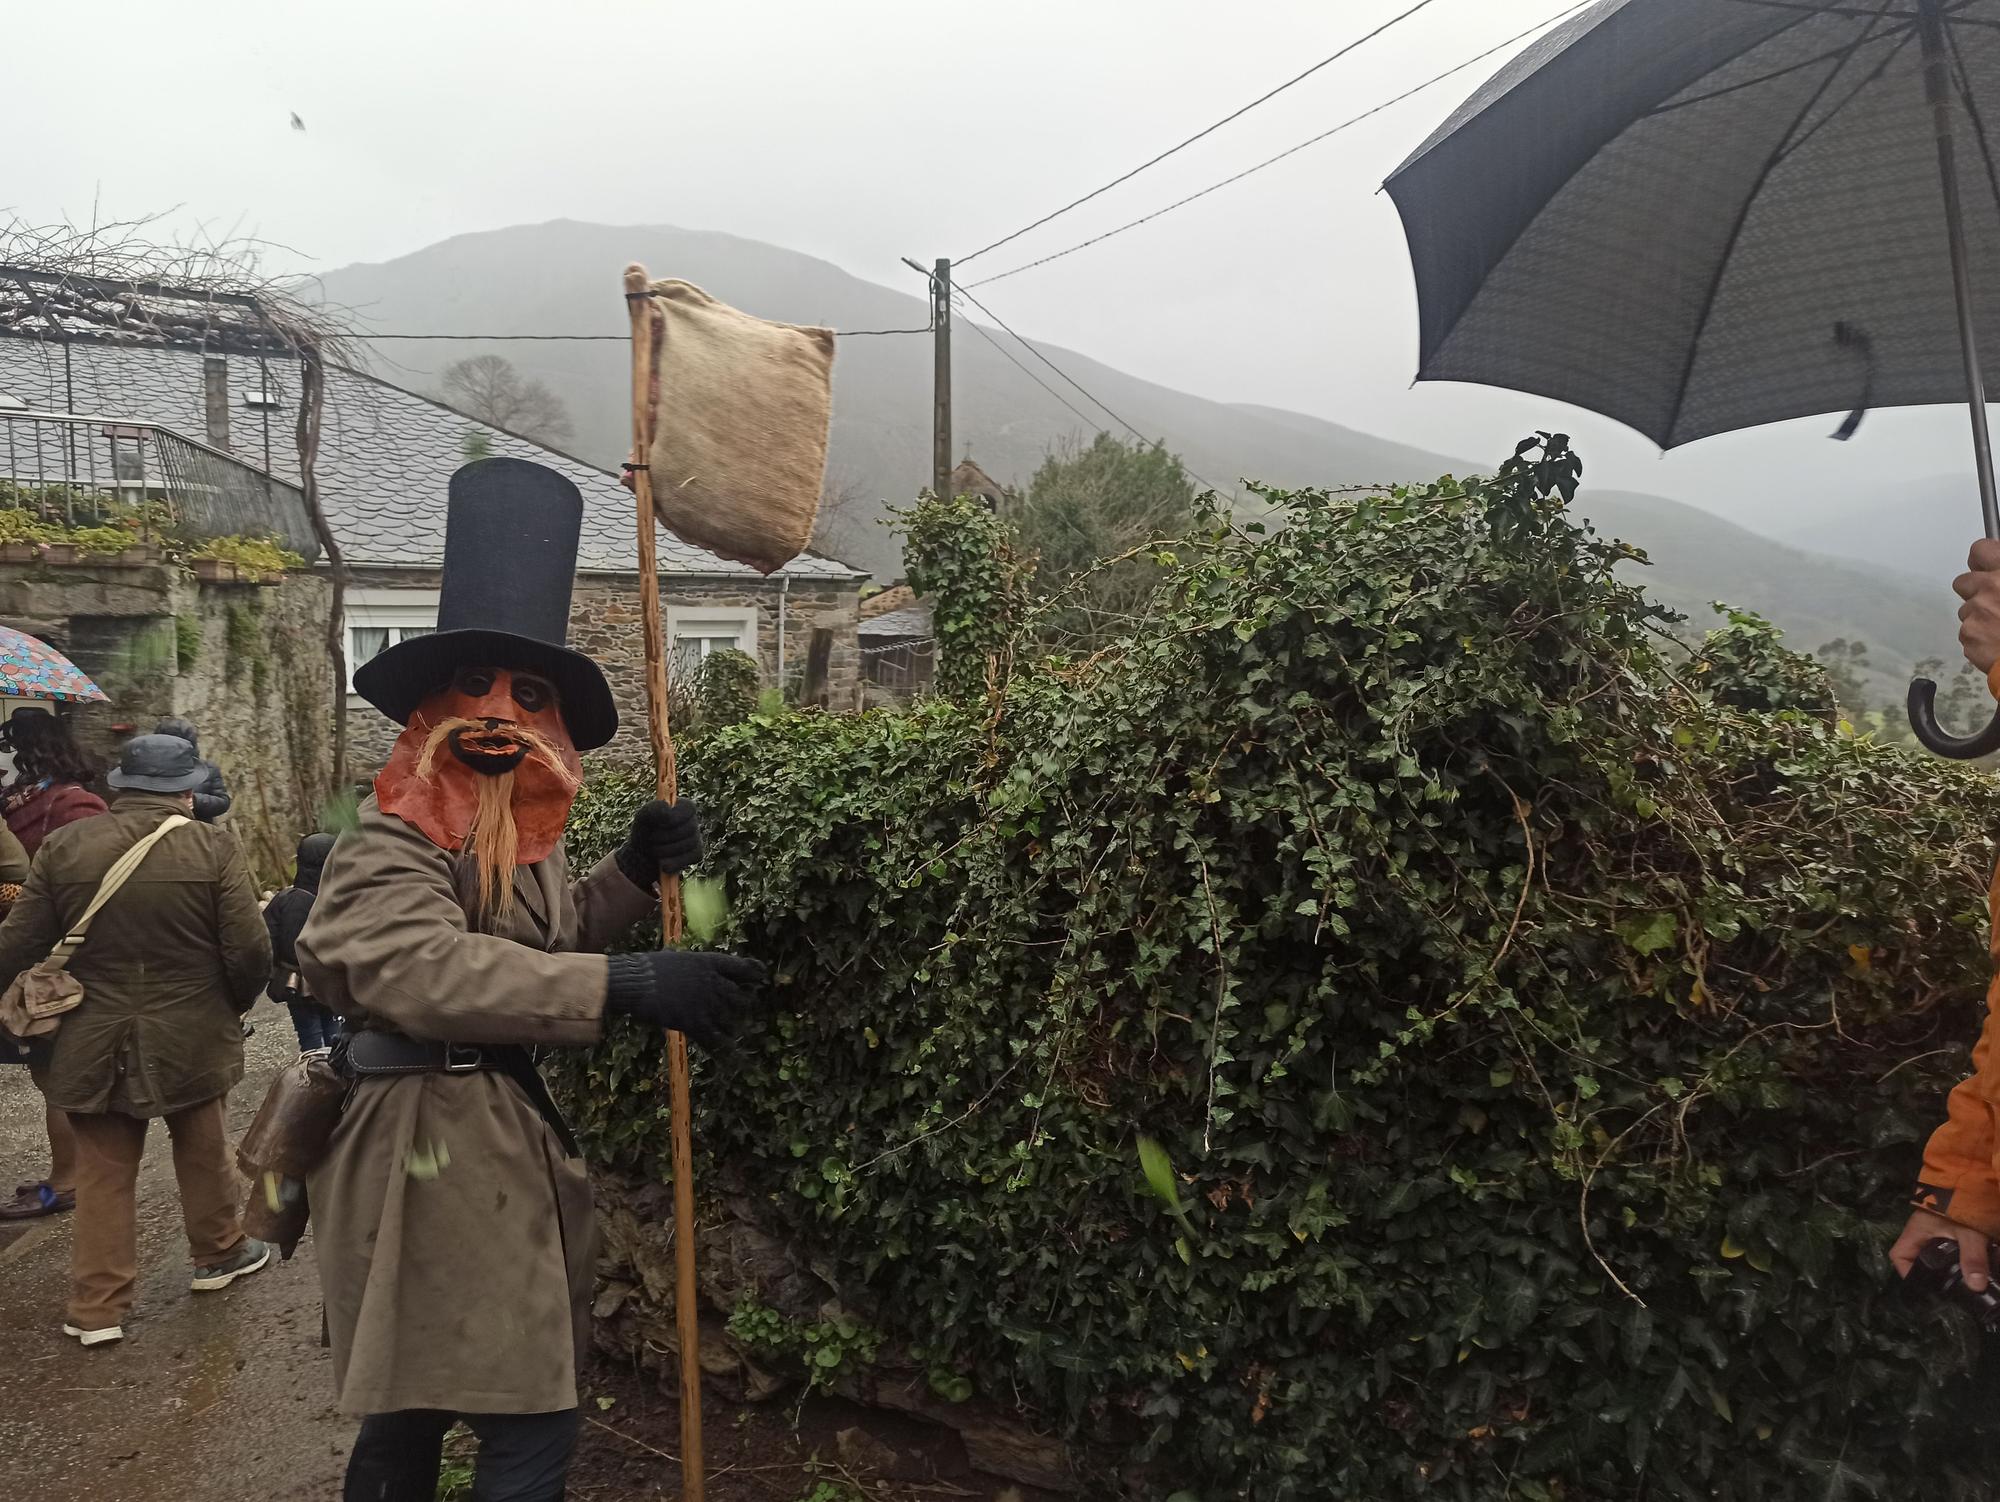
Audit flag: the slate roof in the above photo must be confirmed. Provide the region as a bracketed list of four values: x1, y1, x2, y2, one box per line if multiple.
[0, 335, 861, 579]
[858, 603, 932, 638]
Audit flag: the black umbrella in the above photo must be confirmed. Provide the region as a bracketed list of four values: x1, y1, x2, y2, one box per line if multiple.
[1386, 0, 2000, 756]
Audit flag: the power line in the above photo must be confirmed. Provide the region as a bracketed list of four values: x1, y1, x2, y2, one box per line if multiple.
[950, 283, 1228, 495]
[949, 295, 1101, 430]
[964, 0, 1596, 290]
[954, 0, 1444, 268]
[359, 325, 930, 341]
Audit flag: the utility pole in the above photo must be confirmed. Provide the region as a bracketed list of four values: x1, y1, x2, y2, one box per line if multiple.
[905, 256, 952, 498]
[932, 258, 952, 499]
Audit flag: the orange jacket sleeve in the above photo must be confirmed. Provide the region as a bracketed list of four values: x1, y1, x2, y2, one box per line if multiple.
[1917, 922, 2000, 1235]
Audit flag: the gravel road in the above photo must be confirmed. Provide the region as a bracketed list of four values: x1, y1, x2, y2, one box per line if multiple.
[0, 1007, 353, 1501]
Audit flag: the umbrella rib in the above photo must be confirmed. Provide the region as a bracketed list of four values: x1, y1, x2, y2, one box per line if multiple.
[1773, 19, 1917, 166]
[1724, 0, 1916, 18]
[1944, 19, 2000, 233]
[1647, 29, 1912, 118]
[1663, 3, 1901, 445]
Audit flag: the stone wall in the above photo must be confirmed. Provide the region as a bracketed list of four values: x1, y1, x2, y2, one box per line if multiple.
[347, 568, 864, 770]
[0, 558, 335, 884]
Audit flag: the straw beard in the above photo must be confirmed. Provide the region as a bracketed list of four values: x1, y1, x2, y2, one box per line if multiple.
[378, 712, 583, 923]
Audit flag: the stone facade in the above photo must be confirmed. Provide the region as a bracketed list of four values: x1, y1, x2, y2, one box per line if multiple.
[345, 568, 864, 769]
[0, 558, 335, 883]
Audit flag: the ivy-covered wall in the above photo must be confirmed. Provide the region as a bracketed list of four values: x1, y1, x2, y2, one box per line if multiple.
[553, 448, 2000, 1500]
[0, 557, 333, 883]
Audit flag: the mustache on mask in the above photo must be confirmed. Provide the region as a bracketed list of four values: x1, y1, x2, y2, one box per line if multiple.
[411, 715, 581, 788]
[407, 714, 581, 921]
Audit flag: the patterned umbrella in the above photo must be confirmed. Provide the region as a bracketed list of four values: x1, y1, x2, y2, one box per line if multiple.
[0, 626, 106, 703]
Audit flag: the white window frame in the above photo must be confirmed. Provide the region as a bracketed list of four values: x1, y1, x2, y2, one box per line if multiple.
[345, 588, 440, 693]
[665, 605, 758, 681]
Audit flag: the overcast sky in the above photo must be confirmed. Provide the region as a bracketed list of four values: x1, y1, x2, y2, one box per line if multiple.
[6, 0, 1986, 544]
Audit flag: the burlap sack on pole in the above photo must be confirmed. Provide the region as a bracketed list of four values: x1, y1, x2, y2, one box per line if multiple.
[641, 279, 835, 575]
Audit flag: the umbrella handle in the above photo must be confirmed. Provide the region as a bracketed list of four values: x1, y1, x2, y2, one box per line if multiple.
[1907, 677, 2000, 759]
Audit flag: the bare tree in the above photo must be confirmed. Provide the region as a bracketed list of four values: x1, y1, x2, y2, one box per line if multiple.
[810, 470, 878, 565]
[435, 355, 576, 449]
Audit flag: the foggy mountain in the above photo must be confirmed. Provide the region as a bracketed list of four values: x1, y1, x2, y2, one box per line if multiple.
[314, 219, 1963, 682]
[1784, 473, 1983, 585]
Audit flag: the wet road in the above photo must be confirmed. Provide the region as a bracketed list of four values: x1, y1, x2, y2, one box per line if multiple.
[0, 1009, 353, 1501]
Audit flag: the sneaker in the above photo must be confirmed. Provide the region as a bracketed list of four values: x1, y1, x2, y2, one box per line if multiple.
[190, 1238, 272, 1292]
[62, 1322, 124, 1346]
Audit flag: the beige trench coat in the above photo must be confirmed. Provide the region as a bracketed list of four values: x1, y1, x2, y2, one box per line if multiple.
[298, 797, 653, 1417]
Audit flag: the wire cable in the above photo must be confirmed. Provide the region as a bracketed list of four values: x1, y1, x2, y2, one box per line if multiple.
[950, 296, 1102, 431]
[359, 325, 930, 340]
[964, 0, 1596, 290]
[951, 285, 1229, 495]
[954, 0, 1444, 267]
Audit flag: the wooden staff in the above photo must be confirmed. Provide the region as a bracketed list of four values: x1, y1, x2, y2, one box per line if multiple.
[623, 262, 704, 1499]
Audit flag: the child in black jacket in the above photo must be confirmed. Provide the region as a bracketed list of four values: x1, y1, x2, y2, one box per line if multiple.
[265, 833, 339, 1051]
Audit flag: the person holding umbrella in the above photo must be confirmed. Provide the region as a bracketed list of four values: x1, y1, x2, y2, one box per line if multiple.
[1890, 548, 2000, 1284]
[0, 665, 109, 1223]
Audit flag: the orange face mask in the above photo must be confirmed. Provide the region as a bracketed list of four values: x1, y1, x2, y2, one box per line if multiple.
[376, 666, 583, 916]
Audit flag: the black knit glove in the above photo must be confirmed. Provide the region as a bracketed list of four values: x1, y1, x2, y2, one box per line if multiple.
[615, 800, 703, 890]
[605, 950, 767, 1050]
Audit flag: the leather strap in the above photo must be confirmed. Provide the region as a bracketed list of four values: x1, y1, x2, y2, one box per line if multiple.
[44, 814, 191, 975]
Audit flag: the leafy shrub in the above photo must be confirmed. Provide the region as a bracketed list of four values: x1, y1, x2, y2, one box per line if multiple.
[556, 438, 2000, 1500]
[69, 525, 138, 556]
[0, 508, 60, 545]
[1688, 605, 1838, 721]
[193, 533, 306, 573]
[694, 647, 761, 729]
[902, 492, 1031, 701]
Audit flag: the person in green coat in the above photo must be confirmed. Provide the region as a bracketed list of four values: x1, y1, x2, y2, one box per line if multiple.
[0, 734, 273, 1344]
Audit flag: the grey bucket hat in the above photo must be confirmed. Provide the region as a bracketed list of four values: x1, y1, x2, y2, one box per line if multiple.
[108, 733, 208, 793]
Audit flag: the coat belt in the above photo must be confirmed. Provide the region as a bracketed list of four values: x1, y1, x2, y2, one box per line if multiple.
[341, 1031, 502, 1076]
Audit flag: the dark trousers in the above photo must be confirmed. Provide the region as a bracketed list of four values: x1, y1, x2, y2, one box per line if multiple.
[344, 1408, 579, 1502]
[286, 997, 340, 1052]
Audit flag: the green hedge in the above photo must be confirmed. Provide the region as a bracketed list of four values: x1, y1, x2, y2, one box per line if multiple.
[555, 441, 2000, 1499]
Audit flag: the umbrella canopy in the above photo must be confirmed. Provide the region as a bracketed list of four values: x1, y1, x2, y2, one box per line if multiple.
[1386, 0, 2000, 757]
[1385, 0, 2000, 450]
[0, 626, 106, 704]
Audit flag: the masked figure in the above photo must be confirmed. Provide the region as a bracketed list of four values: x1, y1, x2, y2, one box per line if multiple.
[298, 458, 764, 1502]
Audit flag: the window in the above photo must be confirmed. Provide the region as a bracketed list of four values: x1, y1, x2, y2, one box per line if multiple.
[666, 607, 757, 686]
[345, 589, 440, 693]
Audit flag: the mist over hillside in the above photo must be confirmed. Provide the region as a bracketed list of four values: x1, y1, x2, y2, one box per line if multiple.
[315, 220, 1964, 682]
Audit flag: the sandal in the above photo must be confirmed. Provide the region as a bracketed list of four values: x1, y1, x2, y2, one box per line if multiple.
[0, 1182, 74, 1220]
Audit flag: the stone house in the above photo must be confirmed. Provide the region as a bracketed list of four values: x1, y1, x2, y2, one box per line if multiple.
[858, 585, 934, 702]
[0, 334, 868, 779]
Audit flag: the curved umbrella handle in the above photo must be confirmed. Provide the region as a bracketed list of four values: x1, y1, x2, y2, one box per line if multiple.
[1908, 676, 2000, 758]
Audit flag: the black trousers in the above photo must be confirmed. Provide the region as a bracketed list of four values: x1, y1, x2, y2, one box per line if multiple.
[343, 1407, 579, 1502]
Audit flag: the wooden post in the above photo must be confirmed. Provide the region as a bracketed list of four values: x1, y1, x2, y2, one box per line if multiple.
[622, 263, 705, 1500]
[801, 626, 833, 709]
[932, 258, 952, 500]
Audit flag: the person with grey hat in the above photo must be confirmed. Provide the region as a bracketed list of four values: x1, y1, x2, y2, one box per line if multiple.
[152, 716, 230, 823]
[0, 733, 273, 1344]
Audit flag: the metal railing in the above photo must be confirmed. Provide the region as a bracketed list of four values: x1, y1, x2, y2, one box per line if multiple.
[0, 408, 318, 559]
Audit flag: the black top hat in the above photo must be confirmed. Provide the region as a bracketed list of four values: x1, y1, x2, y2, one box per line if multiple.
[353, 458, 618, 749]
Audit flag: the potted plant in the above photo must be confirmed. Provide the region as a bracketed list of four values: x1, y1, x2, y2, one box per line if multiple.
[71, 525, 142, 567]
[193, 534, 305, 586]
[40, 539, 78, 565]
[0, 509, 53, 563]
